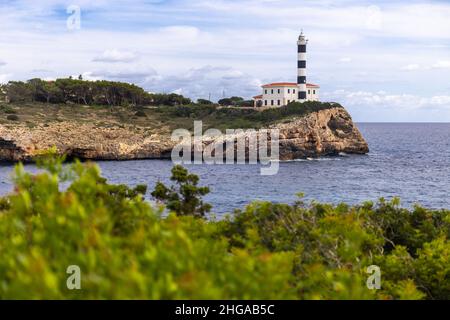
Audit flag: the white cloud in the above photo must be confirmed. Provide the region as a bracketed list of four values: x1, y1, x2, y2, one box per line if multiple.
[42, 76, 57, 81]
[432, 61, 450, 69]
[143, 66, 261, 101]
[223, 70, 245, 79]
[326, 89, 450, 110]
[194, 1, 450, 40]
[401, 64, 421, 71]
[0, 74, 11, 84]
[0, 61, 6, 67]
[1, 0, 450, 121]
[93, 49, 138, 63]
[86, 67, 158, 84]
[365, 5, 383, 30]
[68, 66, 259, 101]
[339, 57, 352, 63]
[429, 95, 450, 106]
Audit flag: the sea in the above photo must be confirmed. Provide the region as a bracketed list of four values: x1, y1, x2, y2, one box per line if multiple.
[1, 123, 449, 216]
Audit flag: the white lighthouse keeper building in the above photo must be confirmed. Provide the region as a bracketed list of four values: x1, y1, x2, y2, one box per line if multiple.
[253, 31, 320, 108]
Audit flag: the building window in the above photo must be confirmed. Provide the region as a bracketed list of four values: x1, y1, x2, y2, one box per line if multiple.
[277, 100, 281, 106]
[265, 90, 267, 94]
[271, 89, 274, 94]
[308, 90, 311, 94]
[288, 89, 290, 94]
[313, 90, 316, 94]
[265, 100, 267, 106]
[293, 89, 296, 94]
[278, 89, 281, 94]
[271, 100, 274, 106]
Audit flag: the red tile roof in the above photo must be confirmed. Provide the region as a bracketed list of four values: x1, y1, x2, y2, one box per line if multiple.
[261, 82, 320, 88]
[262, 82, 297, 88]
[253, 95, 263, 99]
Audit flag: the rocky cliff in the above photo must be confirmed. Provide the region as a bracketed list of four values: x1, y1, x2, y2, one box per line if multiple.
[0, 107, 368, 162]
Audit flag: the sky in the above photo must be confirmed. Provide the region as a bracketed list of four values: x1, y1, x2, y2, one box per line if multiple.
[0, 0, 450, 122]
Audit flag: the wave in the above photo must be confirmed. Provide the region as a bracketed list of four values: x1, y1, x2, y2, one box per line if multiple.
[272, 157, 343, 163]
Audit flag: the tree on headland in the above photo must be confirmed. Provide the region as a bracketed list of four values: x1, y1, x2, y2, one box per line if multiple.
[2, 77, 192, 107]
[229, 96, 244, 103]
[197, 98, 214, 105]
[151, 93, 191, 106]
[42, 81, 60, 103]
[218, 97, 245, 106]
[218, 98, 232, 106]
[218, 96, 252, 107]
[236, 100, 254, 107]
[27, 78, 45, 102]
[0, 84, 6, 102]
[4, 81, 33, 103]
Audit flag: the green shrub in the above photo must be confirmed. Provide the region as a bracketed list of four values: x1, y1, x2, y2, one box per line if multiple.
[151, 165, 211, 218]
[6, 114, 19, 121]
[155, 101, 340, 131]
[134, 110, 147, 117]
[1, 105, 17, 114]
[0, 158, 294, 299]
[0, 158, 448, 300]
[197, 99, 214, 105]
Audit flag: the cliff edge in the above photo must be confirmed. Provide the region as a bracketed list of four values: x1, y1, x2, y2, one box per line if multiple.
[0, 107, 368, 162]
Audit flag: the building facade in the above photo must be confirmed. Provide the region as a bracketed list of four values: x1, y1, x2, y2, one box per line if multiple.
[253, 83, 320, 108]
[253, 31, 320, 108]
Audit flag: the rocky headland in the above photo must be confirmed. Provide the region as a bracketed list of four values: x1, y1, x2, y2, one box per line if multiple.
[0, 106, 368, 162]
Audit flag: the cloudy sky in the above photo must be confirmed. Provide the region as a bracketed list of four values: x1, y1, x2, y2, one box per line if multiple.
[0, 0, 450, 122]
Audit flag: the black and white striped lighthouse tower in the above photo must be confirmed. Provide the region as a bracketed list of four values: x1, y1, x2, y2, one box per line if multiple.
[297, 30, 308, 102]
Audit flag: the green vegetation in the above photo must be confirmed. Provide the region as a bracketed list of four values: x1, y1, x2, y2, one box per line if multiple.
[0, 77, 341, 133]
[134, 110, 147, 118]
[0, 156, 448, 300]
[4, 109, 17, 114]
[152, 165, 211, 218]
[6, 114, 19, 121]
[197, 98, 214, 105]
[218, 96, 253, 107]
[0, 99, 338, 134]
[154, 101, 339, 131]
[1, 78, 191, 107]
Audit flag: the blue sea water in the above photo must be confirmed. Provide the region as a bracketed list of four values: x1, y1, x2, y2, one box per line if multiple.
[1, 123, 449, 215]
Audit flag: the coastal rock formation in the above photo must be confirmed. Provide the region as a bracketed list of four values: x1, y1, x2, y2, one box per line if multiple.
[0, 107, 368, 162]
[275, 107, 369, 159]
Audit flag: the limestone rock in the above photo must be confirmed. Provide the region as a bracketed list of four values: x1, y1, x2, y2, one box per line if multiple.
[0, 107, 368, 162]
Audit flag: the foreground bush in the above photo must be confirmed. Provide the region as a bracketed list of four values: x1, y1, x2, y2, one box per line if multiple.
[0, 159, 295, 300]
[0, 159, 448, 300]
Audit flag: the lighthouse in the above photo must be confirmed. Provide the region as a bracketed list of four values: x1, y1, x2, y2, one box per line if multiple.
[297, 30, 307, 102]
[252, 31, 320, 108]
